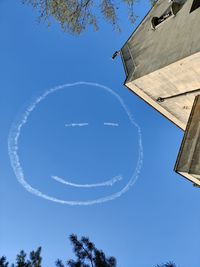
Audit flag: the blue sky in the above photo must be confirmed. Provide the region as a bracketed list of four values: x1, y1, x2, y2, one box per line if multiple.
[1, 1, 200, 267]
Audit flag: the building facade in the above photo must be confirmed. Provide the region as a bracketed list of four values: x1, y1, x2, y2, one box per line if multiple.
[120, 0, 200, 185]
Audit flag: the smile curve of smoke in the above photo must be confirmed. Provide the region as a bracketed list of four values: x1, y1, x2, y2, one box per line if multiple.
[51, 175, 123, 188]
[8, 82, 143, 206]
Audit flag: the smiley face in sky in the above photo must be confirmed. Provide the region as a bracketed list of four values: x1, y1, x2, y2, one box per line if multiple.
[8, 82, 143, 205]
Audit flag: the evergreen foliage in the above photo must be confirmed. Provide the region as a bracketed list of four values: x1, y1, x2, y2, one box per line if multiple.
[0, 234, 176, 267]
[60, 234, 117, 267]
[155, 263, 176, 267]
[0, 247, 42, 267]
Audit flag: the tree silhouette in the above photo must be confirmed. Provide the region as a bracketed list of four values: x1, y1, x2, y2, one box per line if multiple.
[0, 247, 42, 267]
[56, 234, 116, 267]
[155, 263, 176, 267]
[16, 250, 29, 267]
[0, 234, 177, 267]
[29, 247, 42, 267]
[22, 0, 138, 35]
[0, 256, 9, 267]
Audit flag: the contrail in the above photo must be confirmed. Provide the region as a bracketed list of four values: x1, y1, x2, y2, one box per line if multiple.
[65, 123, 89, 127]
[104, 122, 119, 127]
[8, 81, 143, 206]
[51, 175, 122, 188]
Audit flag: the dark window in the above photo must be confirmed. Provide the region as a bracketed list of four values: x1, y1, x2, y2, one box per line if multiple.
[190, 0, 200, 12]
[151, 8, 172, 29]
[151, 0, 187, 29]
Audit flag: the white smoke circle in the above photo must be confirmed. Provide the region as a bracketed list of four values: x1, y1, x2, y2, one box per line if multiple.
[8, 82, 143, 205]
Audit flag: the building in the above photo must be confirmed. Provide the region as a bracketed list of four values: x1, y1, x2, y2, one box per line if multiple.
[120, 0, 200, 186]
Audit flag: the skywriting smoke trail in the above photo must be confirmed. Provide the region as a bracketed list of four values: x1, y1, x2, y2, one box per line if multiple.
[65, 123, 89, 127]
[51, 175, 122, 188]
[8, 82, 143, 206]
[103, 122, 119, 127]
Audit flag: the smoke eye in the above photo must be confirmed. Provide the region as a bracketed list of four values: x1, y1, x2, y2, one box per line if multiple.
[64, 122, 119, 127]
[65, 123, 89, 127]
[103, 122, 119, 127]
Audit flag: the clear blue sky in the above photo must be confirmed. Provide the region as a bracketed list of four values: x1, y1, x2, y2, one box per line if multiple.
[1, 1, 200, 267]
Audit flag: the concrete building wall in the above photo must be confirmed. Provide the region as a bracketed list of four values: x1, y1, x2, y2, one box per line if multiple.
[120, 0, 200, 185]
[120, 0, 200, 130]
[175, 95, 200, 186]
[121, 0, 200, 81]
